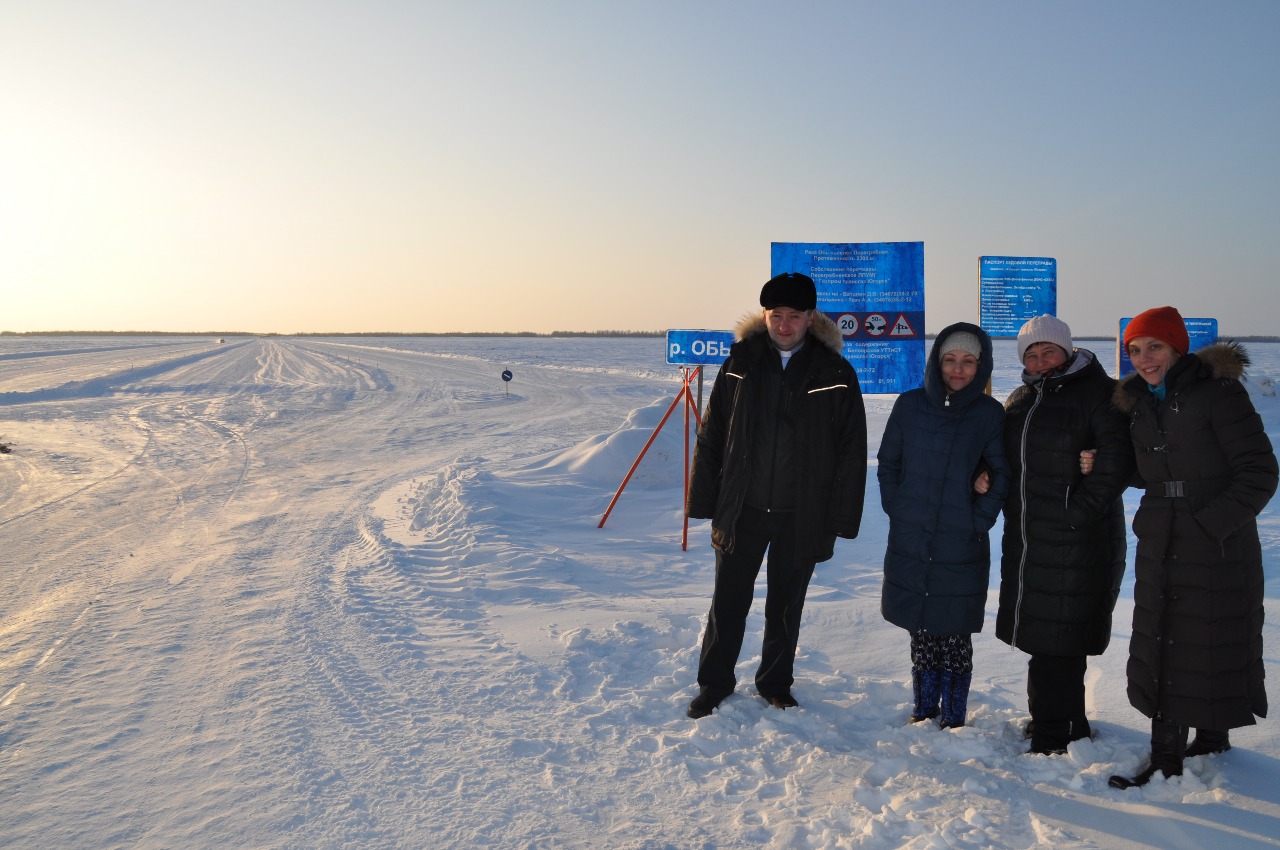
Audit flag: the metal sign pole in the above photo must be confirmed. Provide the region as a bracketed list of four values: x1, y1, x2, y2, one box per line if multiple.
[598, 367, 701, 533]
[682, 367, 691, 551]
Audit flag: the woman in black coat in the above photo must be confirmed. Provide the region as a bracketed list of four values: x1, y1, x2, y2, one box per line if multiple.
[996, 315, 1134, 755]
[1108, 306, 1278, 789]
[879, 322, 1010, 728]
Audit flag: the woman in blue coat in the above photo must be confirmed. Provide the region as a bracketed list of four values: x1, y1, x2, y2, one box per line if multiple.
[879, 322, 1010, 727]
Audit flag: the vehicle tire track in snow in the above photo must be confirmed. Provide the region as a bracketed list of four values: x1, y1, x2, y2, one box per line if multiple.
[268, 458, 561, 845]
[0, 392, 256, 705]
[0, 402, 165, 530]
[276, 445, 750, 847]
[341, 455, 745, 846]
[0, 340, 372, 728]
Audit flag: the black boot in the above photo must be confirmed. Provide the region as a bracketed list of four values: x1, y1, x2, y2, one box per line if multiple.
[1029, 719, 1071, 756]
[1070, 715, 1093, 742]
[1186, 729, 1231, 757]
[1027, 714, 1091, 743]
[1108, 719, 1188, 789]
[687, 687, 730, 719]
[764, 691, 799, 710]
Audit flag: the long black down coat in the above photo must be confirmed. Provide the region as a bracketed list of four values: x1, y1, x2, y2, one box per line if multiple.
[686, 312, 867, 563]
[1115, 341, 1278, 729]
[996, 349, 1134, 656]
[879, 322, 1010, 636]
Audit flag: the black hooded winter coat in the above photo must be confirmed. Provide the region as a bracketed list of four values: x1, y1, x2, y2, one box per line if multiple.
[686, 312, 867, 563]
[996, 349, 1134, 656]
[1114, 341, 1278, 729]
[879, 322, 1010, 636]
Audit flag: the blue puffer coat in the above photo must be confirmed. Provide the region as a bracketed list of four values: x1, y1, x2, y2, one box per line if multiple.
[879, 322, 1010, 635]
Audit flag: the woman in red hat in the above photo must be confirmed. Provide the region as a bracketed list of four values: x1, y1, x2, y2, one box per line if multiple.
[1107, 306, 1278, 789]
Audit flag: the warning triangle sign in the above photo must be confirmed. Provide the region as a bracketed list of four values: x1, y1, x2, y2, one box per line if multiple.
[889, 313, 916, 337]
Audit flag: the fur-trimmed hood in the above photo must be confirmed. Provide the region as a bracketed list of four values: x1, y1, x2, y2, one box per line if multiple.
[1114, 340, 1251, 413]
[924, 321, 995, 408]
[734, 310, 845, 355]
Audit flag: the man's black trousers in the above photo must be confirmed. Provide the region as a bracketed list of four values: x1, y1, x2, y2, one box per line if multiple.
[696, 505, 817, 700]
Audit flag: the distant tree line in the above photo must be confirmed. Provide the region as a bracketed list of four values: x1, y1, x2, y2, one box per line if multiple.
[4, 330, 1278, 342]
[1, 330, 668, 338]
[1, 330, 252, 336]
[292, 330, 666, 338]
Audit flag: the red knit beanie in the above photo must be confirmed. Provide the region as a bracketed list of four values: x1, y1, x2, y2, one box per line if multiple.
[1124, 306, 1189, 355]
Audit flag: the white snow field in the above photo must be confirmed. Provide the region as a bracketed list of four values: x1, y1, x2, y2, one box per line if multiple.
[2, 334, 1279, 850]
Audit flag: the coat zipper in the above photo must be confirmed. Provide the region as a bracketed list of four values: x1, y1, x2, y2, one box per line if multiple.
[1010, 380, 1045, 649]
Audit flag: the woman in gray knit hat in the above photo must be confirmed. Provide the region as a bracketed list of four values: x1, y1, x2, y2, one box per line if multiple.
[995, 315, 1134, 755]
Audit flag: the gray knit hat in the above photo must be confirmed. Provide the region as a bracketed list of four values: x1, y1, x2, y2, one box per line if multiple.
[1016, 314, 1073, 363]
[941, 330, 982, 359]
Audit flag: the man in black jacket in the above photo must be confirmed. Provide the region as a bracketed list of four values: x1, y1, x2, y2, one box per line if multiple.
[685, 272, 867, 719]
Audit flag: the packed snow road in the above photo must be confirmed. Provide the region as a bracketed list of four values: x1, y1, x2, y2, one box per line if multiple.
[0, 337, 689, 848]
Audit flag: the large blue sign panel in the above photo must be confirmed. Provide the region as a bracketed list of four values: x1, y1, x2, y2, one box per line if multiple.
[979, 256, 1057, 337]
[770, 241, 925, 394]
[666, 329, 736, 365]
[1117, 317, 1218, 377]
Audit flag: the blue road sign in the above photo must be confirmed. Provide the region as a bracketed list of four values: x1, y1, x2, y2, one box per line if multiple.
[501, 369, 513, 382]
[667, 330, 736, 365]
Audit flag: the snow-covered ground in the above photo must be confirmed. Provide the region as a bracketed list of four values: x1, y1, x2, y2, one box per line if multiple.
[2, 334, 1278, 850]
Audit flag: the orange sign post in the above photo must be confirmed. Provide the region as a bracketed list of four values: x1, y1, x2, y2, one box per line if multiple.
[598, 367, 703, 550]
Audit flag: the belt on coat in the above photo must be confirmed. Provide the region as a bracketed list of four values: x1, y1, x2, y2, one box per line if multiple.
[1143, 477, 1231, 498]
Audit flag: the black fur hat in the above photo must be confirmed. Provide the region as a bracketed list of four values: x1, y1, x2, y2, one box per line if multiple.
[759, 272, 817, 311]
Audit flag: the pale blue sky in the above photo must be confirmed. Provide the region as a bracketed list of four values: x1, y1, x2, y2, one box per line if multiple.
[2, 1, 1277, 335]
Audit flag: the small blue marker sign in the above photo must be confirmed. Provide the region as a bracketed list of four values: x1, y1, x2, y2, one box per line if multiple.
[501, 369, 513, 382]
[667, 330, 736, 365]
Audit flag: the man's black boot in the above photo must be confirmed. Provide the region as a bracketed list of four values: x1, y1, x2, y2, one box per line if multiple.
[1028, 719, 1071, 756]
[765, 692, 798, 710]
[687, 688, 730, 719]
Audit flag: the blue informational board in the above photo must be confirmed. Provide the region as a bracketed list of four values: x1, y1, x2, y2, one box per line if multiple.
[1117, 317, 1218, 377]
[666, 329, 736, 365]
[770, 241, 925, 394]
[979, 256, 1057, 337]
